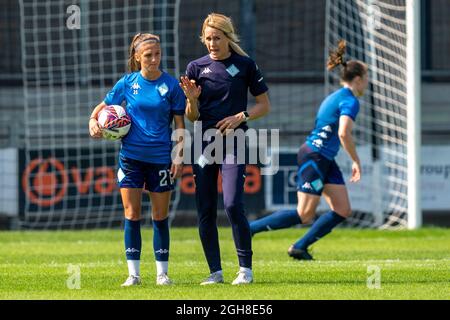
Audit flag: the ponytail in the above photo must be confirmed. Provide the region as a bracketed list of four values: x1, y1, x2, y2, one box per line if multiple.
[327, 39, 367, 82]
[229, 41, 248, 57]
[128, 33, 142, 72]
[327, 39, 347, 71]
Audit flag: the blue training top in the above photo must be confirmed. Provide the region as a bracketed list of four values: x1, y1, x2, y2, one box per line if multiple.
[305, 87, 360, 160]
[104, 71, 186, 164]
[186, 51, 268, 131]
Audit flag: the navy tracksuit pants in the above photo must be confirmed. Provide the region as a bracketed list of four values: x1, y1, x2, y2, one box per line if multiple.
[193, 160, 252, 273]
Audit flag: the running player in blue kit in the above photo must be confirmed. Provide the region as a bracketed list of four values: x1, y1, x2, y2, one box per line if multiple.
[250, 40, 368, 260]
[180, 13, 271, 285]
[89, 33, 186, 286]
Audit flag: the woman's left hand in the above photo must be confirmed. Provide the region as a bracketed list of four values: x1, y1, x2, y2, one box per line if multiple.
[170, 163, 183, 180]
[216, 113, 246, 134]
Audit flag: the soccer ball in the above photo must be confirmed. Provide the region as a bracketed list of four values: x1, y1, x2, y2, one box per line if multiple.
[97, 105, 131, 140]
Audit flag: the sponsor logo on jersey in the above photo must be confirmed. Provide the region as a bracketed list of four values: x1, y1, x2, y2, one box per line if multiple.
[318, 132, 328, 139]
[131, 82, 141, 95]
[201, 67, 212, 75]
[312, 139, 324, 148]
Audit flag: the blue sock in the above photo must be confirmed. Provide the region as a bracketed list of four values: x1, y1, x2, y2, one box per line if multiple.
[293, 211, 345, 250]
[124, 219, 141, 260]
[250, 209, 302, 235]
[153, 217, 170, 262]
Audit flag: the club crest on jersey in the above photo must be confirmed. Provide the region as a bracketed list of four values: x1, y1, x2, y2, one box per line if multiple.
[131, 82, 141, 95]
[226, 64, 240, 77]
[157, 83, 169, 96]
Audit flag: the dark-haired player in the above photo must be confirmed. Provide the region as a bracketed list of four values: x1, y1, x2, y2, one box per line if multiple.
[250, 40, 368, 260]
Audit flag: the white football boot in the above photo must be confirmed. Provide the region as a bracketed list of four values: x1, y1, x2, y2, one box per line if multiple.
[121, 275, 141, 287]
[200, 271, 224, 285]
[231, 270, 253, 285]
[156, 273, 173, 286]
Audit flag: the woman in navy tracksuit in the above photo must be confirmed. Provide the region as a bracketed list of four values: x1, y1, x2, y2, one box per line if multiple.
[180, 13, 270, 285]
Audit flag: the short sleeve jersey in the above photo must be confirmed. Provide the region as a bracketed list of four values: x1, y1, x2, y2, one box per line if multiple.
[186, 51, 268, 131]
[306, 87, 360, 159]
[104, 71, 186, 164]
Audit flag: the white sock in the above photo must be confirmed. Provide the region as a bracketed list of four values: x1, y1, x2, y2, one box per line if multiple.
[127, 260, 140, 277]
[239, 267, 252, 274]
[156, 261, 168, 276]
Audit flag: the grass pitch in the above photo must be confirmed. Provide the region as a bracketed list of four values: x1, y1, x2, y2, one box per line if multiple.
[0, 227, 448, 300]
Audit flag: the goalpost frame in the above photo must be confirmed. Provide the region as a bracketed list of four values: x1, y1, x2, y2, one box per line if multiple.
[406, 0, 422, 229]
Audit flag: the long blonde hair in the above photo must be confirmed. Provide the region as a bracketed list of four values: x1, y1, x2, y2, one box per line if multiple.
[200, 13, 248, 57]
[127, 33, 161, 72]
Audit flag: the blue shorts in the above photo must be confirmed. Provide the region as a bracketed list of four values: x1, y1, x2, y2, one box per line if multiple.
[296, 144, 344, 195]
[117, 154, 174, 192]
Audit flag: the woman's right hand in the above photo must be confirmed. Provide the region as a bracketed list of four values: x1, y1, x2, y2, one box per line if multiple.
[89, 118, 103, 138]
[350, 160, 361, 183]
[180, 76, 201, 101]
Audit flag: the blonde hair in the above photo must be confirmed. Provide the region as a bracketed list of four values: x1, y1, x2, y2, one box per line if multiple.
[127, 33, 160, 72]
[200, 13, 248, 57]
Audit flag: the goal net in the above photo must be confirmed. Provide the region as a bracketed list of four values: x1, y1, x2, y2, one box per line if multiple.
[17, 0, 414, 230]
[19, 0, 181, 229]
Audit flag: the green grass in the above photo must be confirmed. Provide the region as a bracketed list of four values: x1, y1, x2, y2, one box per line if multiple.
[0, 227, 449, 300]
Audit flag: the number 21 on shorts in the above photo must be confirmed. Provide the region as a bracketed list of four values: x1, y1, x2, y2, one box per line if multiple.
[159, 169, 174, 187]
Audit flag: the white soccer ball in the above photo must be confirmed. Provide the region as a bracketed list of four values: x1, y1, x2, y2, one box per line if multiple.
[97, 105, 131, 140]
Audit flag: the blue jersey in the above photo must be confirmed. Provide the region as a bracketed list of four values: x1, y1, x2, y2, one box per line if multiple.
[104, 71, 186, 164]
[306, 87, 360, 160]
[186, 51, 268, 131]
